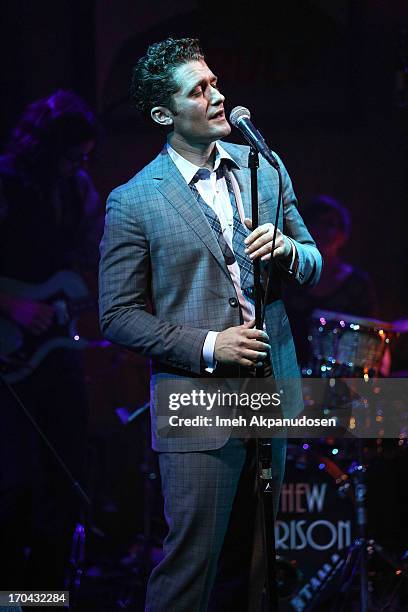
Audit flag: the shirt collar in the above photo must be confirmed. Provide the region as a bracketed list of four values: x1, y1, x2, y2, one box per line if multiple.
[166, 141, 239, 185]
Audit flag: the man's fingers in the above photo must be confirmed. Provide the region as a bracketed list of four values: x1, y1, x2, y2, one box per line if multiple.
[247, 243, 273, 260]
[261, 240, 284, 260]
[244, 349, 268, 361]
[244, 327, 269, 341]
[246, 232, 284, 256]
[243, 329, 269, 345]
[241, 335, 271, 353]
[239, 357, 257, 368]
[253, 243, 288, 261]
[244, 224, 270, 246]
[215, 321, 271, 366]
[272, 245, 286, 258]
[245, 235, 269, 255]
[249, 341, 271, 351]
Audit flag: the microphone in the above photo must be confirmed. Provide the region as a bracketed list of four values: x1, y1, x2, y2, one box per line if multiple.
[229, 106, 280, 170]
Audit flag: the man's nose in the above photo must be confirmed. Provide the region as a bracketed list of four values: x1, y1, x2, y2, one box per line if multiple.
[211, 86, 225, 104]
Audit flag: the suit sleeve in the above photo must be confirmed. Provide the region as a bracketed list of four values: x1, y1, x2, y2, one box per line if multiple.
[271, 153, 323, 287]
[98, 188, 208, 375]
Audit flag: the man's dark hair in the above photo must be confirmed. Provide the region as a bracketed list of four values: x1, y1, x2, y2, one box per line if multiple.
[303, 195, 351, 237]
[6, 89, 99, 184]
[130, 37, 204, 117]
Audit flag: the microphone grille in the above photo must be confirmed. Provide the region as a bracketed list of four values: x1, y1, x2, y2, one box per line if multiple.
[229, 106, 251, 126]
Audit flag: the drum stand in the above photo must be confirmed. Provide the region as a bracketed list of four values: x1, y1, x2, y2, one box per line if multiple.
[327, 378, 407, 611]
[330, 444, 369, 612]
[331, 447, 408, 612]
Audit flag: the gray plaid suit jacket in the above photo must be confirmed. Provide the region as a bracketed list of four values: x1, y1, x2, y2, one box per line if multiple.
[99, 142, 322, 451]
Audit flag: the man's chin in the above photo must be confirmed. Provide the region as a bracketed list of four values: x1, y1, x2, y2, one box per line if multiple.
[213, 121, 231, 139]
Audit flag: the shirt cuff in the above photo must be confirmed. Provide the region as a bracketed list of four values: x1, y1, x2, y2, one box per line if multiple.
[202, 331, 219, 373]
[285, 236, 298, 275]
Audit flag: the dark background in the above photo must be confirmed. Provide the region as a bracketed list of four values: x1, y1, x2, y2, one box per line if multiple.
[1, 0, 407, 606]
[1, 0, 407, 319]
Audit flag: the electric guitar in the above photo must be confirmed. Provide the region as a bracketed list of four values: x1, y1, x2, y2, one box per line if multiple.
[0, 270, 102, 384]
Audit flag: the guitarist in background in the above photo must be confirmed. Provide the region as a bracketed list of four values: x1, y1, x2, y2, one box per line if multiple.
[0, 91, 102, 590]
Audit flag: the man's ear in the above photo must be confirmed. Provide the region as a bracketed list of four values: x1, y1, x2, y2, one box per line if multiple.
[151, 106, 174, 127]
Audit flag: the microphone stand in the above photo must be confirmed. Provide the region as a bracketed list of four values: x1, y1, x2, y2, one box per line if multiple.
[248, 146, 279, 611]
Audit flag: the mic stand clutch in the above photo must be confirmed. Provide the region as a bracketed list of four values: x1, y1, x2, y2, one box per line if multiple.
[248, 147, 279, 611]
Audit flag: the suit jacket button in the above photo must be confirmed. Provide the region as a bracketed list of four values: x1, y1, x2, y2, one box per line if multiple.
[229, 297, 238, 308]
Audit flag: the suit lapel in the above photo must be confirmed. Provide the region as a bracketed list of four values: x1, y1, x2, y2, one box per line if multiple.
[153, 148, 232, 283]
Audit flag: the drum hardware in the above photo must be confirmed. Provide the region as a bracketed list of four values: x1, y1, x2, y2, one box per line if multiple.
[329, 458, 408, 612]
[280, 443, 407, 611]
[329, 459, 369, 612]
[366, 543, 408, 610]
[295, 540, 408, 612]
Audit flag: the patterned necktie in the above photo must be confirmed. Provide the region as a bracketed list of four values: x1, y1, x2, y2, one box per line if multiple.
[189, 164, 254, 295]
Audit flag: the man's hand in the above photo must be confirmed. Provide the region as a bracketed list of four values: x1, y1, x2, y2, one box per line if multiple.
[214, 319, 270, 367]
[244, 219, 292, 262]
[0, 294, 54, 335]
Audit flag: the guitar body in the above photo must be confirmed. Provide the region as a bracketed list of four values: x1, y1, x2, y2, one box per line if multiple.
[0, 271, 94, 384]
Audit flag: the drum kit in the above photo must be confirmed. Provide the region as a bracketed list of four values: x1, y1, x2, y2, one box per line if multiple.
[275, 309, 408, 611]
[306, 309, 401, 378]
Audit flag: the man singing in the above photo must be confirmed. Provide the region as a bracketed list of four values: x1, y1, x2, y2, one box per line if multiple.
[99, 37, 322, 612]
